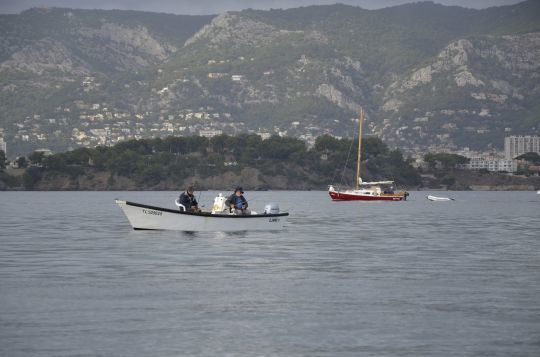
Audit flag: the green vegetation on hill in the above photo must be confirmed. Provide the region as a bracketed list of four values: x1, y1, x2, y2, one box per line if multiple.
[242, 1, 540, 73]
[1, 134, 421, 190]
[424, 153, 469, 170]
[3, 138, 539, 191]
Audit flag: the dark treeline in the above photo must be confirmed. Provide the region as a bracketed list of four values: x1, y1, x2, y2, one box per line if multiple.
[2, 134, 422, 190]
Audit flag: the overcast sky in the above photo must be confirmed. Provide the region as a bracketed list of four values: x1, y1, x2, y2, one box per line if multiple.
[0, 0, 526, 15]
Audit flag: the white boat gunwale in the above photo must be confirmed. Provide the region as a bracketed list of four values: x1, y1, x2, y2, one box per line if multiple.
[118, 200, 289, 218]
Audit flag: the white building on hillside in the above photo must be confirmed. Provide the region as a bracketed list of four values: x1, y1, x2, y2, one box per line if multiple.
[0, 137, 6, 156]
[257, 132, 272, 140]
[199, 129, 223, 138]
[464, 158, 517, 172]
[505, 135, 540, 159]
[34, 149, 53, 157]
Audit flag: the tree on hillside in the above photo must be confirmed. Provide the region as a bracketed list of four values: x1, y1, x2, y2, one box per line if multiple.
[28, 151, 45, 166]
[515, 152, 540, 164]
[314, 135, 350, 154]
[15, 156, 28, 168]
[42, 155, 67, 171]
[424, 153, 469, 170]
[0, 150, 6, 170]
[260, 136, 307, 160]
[362, 137, 389, 159]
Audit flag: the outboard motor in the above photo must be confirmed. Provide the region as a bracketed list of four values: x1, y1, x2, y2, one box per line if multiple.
[264, 203, 280, 214]
[212, 193, 227, 214]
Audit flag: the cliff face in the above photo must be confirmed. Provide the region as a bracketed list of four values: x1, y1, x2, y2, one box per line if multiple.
[0, 12, 183, 78]
[378, 32, 540, 149]
[385, 34, 540, 104]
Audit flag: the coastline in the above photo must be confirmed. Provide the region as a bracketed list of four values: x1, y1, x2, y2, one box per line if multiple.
[2, 166, 539, 192]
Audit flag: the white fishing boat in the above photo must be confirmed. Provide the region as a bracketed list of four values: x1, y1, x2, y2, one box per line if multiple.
[426, 195, 454, 201]
[115, 195, 288, 231]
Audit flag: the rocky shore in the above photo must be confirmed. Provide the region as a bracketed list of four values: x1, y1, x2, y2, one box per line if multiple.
[2, 167, 539, 191]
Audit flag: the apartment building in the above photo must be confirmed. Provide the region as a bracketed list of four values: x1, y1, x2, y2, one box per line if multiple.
[504, 136, 540, 160]
[465, 158, 517, 172]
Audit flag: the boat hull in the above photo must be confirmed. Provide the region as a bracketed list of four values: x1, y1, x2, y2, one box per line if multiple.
[329, 190, 404, 201]
[116, 200, 288, 231]
[427, 195, 453, 201]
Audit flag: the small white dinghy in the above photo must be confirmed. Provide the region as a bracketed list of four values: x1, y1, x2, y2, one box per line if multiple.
[115, 194, 288, 232]
[426, 195, 455, 201]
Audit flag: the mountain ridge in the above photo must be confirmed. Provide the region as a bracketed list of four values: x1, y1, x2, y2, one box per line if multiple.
[1, 1, 539, 157]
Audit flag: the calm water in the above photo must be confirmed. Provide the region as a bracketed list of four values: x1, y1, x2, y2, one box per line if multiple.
[1, 191, 539, 356]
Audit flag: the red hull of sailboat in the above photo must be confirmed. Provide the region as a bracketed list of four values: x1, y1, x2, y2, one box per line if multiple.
[329, 191, 404, 201]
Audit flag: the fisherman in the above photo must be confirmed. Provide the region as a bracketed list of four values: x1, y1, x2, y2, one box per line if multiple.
[225, 186, 249, 215]
[178, 185, 199, 212]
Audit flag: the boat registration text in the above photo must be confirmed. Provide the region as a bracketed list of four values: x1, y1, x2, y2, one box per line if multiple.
[142, 208, 162, 216]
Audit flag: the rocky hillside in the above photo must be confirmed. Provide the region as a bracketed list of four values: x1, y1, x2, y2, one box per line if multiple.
[381, 32, 540, 150]
[1, 1, 539, 156]
[0, 7, 212, 129]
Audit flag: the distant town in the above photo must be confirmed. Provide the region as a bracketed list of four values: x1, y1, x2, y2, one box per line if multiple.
[0, 76, 539, 176]
[1, 104, 540, 176]
[0, 75, 320, 157]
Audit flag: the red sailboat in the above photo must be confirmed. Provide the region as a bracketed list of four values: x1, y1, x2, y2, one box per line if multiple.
[328, 108, 408, 201]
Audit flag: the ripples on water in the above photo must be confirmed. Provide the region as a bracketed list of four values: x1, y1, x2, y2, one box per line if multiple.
[1, 191, 539, 356]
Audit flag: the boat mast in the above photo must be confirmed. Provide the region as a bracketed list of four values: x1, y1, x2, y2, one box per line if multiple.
[356, 107, 363, 190]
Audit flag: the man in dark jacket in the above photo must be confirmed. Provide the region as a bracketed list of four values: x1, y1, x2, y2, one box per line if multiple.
[178, 185, 199, 212]
[225, 186, 249, 215]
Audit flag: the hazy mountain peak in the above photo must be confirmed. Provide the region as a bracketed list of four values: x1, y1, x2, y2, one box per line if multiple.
[185, 13, 279, 48]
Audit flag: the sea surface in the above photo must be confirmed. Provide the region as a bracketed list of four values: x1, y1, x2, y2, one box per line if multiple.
[1, 191, 539, 357]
